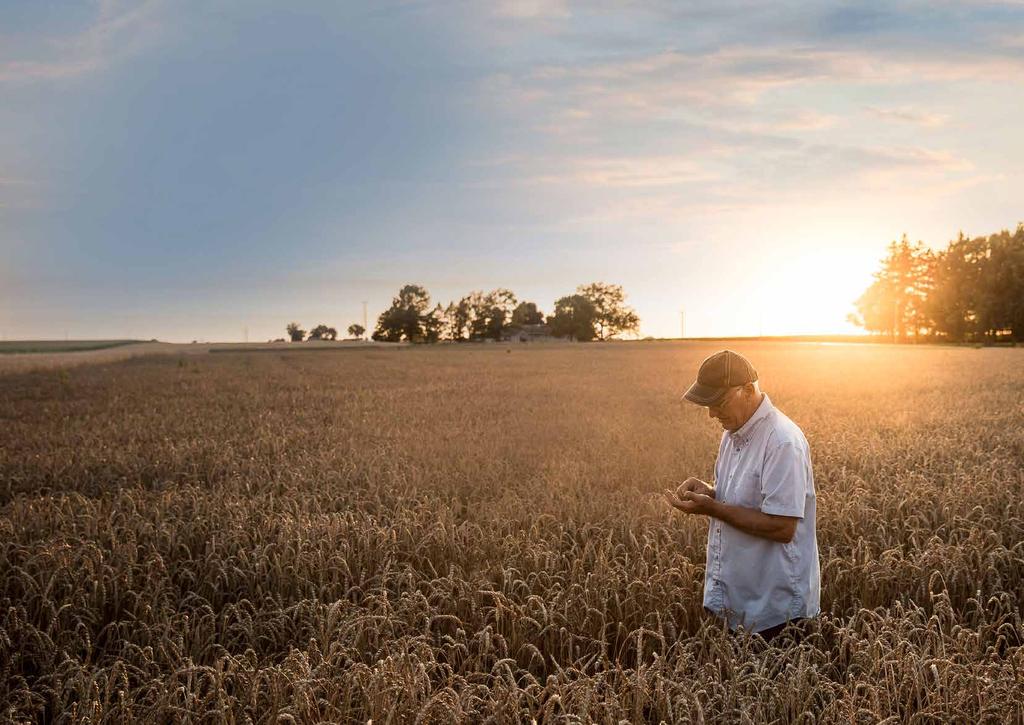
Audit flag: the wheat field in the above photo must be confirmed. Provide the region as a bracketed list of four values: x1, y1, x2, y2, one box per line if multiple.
[1, 341, 1023, 723]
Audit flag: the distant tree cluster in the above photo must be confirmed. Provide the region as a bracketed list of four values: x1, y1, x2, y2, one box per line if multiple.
[369, 282, 640, 343]
[284, 321, 364, 342]
[308, 325, 337, 341]
[849, 225, 1024, 342]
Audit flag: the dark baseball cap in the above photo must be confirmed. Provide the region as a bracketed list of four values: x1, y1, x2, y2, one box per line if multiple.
[682, 350, 758, 406]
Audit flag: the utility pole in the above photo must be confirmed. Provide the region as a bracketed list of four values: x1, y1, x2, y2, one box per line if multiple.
[243, 326, 249, 343]
[361, 301, 368, 340]
[680, 309, 686, 339]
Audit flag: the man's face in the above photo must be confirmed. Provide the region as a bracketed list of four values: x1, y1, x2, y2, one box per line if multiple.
[707, 385, 748, 431]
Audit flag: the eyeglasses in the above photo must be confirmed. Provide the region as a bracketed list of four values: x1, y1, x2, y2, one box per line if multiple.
[708, 386, 742, 413]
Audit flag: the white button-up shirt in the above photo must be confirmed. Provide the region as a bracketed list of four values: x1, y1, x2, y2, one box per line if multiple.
[703, 393, 820, 632]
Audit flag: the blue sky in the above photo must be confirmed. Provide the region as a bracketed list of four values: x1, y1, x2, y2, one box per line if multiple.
[3, 0, 1023, 340]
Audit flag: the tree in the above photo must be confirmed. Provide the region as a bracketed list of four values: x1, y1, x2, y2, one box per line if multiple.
[286, 322, 306, 342]
[461, 289, 518, 340]
[462, 291, 488, 340]
[424, 304, 445, 343]
[372, 284, 433, 342]
[969, 226, 1024, 341]
[850, 225, 1024, 343]
[576, 282, 640, 340]
[442, 299, 472, 341]
[308, 324, 337, 341]
[512, 301, 545, 326]
[548, 294, 597, 341]
[849, 278, 896, 337]
[347, 323, 365, 339]
[481, 288, 517, 340]
[927, 232, 987, 342]
[849, 235, 933, 342]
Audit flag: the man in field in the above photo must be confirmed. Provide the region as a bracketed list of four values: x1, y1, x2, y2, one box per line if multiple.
[665, 349, 820, 642]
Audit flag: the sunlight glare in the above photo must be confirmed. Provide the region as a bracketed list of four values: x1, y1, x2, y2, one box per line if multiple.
[753, 247, 877, 336]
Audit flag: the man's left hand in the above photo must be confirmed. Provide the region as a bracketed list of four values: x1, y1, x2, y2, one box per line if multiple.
[663, 489, 716, 516]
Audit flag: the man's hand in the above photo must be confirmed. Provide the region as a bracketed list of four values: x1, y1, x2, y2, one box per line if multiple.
[663, 478, 716, 516]
[662, 476, 799, 542]
[675, 477, 714, 500]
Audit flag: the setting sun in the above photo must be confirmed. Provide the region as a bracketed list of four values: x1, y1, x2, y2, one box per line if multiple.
[753, 247, 879, 336]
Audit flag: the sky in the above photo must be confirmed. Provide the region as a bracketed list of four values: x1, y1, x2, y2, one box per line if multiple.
[2, 0, 1023, 341]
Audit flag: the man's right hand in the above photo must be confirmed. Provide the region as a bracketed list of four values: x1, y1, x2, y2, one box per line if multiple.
[675, 477, 714, 500]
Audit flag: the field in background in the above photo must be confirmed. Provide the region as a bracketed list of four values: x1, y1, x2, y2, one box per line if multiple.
[0, 339, 387, 374]
[2, 342, 1023, 722]
[0, 339, 143, 355]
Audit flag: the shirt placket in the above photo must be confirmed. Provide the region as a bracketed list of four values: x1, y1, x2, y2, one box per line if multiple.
[710, 447, 740, 604]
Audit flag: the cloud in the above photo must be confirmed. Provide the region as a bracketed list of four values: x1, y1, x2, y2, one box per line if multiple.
[772, 110, 840, 131]
[718, 142, 983, 213]
[493, 154, 717, 188]
[714, 109, 841, 136]
[0, 0, 164, 83]
[865, 105, 949, 126]
[845, 146, 982, 193]
[464, 138, 982, 228]
[491, 45, 1024, 123]
[835, 145, 973, 172]
[493, 0, 571, 20]
[470, 27, 1019, 220]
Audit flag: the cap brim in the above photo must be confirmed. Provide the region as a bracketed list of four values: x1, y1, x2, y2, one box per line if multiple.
[682, 381, 729, 406]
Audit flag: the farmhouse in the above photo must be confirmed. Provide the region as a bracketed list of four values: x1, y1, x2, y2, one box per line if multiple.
[503, 323, 554, 342]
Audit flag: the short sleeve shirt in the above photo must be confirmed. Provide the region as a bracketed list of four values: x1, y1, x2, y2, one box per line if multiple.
[703, 394, 820, 632]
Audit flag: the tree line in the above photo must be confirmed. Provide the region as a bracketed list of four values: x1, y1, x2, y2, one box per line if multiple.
[371, 282, 639, 343]
[849, 225, 1024, 343]
[283, 282, 640, 344]
[283, 322, 364, 342]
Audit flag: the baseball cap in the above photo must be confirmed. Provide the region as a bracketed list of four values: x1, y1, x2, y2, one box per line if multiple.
[682, 350, 758, 406]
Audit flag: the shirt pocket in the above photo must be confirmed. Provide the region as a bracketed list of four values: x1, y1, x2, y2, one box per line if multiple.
[732, 469, 763, 509]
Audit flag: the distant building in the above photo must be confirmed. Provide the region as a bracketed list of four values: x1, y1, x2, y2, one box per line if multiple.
[503, 324, 554, 342]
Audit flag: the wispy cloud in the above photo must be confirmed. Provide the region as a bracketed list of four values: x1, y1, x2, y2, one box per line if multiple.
[469, 154, 717, 188]
[493, 0, 571, 20]
[865, 105, 949, 126]
[837, 145, 972, 172]
[486, 45, 1024, 125]
[716, 109, 841, 136]
[470, 16, 1021, 228]
[0, 0, 164, 83]
[466, 138, 981, 227]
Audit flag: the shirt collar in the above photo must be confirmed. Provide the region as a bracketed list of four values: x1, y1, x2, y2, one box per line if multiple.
[728, 393, 773, 447]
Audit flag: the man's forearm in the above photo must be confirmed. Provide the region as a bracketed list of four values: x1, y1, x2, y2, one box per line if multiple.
[708, 500, 796, 543]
